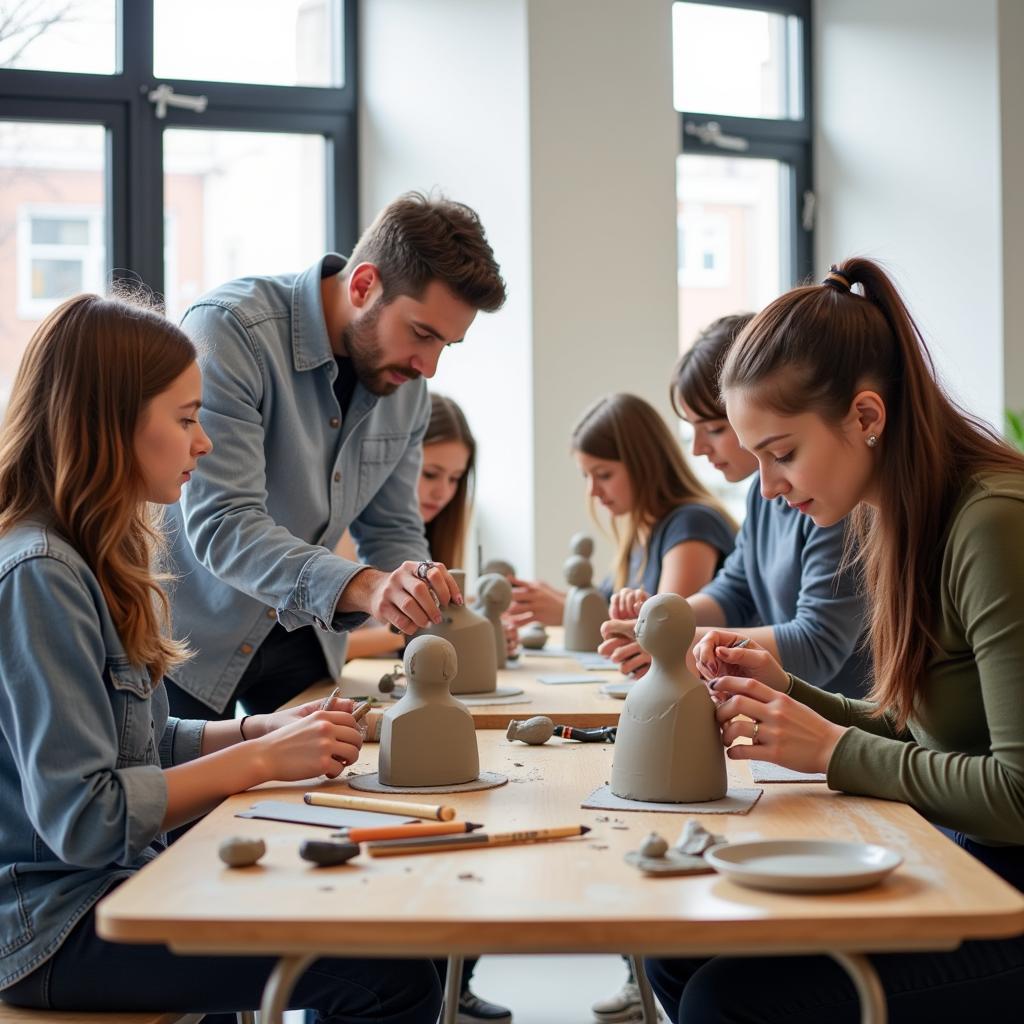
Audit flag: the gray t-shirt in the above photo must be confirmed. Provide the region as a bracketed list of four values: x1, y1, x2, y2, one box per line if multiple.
[701, 477, 869, 697]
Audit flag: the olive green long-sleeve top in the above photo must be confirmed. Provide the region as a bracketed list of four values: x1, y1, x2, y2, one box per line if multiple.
[788, 472, 1024, 846]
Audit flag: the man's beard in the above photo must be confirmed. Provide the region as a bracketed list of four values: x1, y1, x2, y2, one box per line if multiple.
[340, 305, 421, 396]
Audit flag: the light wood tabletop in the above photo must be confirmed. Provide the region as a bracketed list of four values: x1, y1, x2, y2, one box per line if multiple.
[287, 627, 628, 728]
[97, 729, 1024, 1024]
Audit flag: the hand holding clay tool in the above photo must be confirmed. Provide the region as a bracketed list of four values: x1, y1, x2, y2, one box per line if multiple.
[553, 724, 617, 743]
[366, 824, 591, 858]
[320, 686, 343, 711]
[304, 791, 456, 821]
[332, 821, 483, 843]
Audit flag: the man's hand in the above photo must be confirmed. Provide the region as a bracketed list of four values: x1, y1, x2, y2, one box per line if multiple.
[337, 561, 463, 634]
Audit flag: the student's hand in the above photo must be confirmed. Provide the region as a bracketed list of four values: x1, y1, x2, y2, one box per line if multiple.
[250, 695, 355, 739]
[338, 561, 464, 634]
[597, 620, 650, 678]
[711, 676, 847, 775]
[253, 709, 364, 781]
[692, 630, 788, 692]
[610, 587, 650, 620]
[502, 615, 520, 658]
[507, 579, 566, 627]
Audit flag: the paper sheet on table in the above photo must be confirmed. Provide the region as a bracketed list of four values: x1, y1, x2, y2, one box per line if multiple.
[237, 799, 418, 829]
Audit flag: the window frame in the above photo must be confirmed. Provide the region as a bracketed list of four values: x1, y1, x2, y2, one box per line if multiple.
[674, 0, 814, 284]
[0, 0, 359, 297]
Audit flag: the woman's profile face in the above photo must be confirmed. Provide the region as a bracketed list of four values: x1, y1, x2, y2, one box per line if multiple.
[418, 439, 471, 523]
[574, 451, 634, 518]
[133, 361, 212, 504]
[677, 397, 759, 483]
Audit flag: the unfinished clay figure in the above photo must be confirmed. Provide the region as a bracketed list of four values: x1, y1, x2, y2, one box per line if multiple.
[562, 555, 609, 652]
[418, 569, 497, 694]
[519, 622, 548, 650]
[610, 593, 727, 803]
[378, 635, 480, 787]
[481, 558, 516, 579]
[506, 715, 555, 745]
[476, 572, 513, 669]
[569, 532, 595, 560]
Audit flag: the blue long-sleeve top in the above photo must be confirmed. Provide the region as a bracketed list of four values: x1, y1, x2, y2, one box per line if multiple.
[700, 478, 870, 696]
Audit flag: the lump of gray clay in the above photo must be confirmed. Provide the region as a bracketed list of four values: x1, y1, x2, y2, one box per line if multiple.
[506, 715, 555, 745]
[610, 594, 727, 803]
[418, 569, 497, 694]
[300, 839, 360, 866]
[640, 832, 669, 859]
[481, 558, 516, 579]
[562, 555, 609, 653]
[519, 622, 548, 650]
[675, 820, 724, 856]
[218, 836, 266, 868]
[378, 635, 480, 787]
[477, 572, 513, 669]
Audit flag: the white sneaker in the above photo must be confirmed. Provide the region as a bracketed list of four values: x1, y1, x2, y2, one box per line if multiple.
[591, 980, 643, 1022]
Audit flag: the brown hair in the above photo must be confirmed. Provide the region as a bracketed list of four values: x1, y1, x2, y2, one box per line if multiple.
[423, 392, 476, 569]
[348, 192, 506, 313]
[0, 293, 197, 680]
[671, 313, 754, 420]
[721, 257, 1024, 729]
[571, 393, 737, 591]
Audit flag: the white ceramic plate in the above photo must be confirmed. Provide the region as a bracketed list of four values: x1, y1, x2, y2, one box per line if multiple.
[705, 839, 902, 893]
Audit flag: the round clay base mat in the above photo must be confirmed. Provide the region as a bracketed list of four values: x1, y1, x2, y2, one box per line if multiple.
[346, 771, 509, 794]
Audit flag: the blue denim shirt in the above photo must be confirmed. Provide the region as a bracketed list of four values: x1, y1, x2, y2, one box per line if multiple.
[0, 522, 205, 990]
[167, 255, 431, 712]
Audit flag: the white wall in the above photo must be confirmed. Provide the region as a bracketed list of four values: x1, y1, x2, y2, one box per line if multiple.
[814, 0, 1004, 426]
[360, 0, 679, 583]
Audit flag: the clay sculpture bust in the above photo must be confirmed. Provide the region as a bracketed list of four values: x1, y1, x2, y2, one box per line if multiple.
[418, 569, 497, 694]
[562, 555, 609, 652]
[481, 558, 516, 579]
[476, 572, 513, 669]
[610, 593, 727, 803]
[378, 635, 480, 786]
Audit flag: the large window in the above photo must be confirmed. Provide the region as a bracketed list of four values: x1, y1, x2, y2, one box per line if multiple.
[673, 0, 812, 351]
[0, 0, 357, 409]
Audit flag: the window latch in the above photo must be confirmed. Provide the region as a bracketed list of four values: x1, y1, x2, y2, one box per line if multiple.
[801, 189, 816, 231]
[147, 83, 208, 120]
[683, 120, 749, 152]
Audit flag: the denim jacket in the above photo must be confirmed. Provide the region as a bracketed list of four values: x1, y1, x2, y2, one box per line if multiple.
[167, 255, 431, 712]
[0, 522, 205, 990]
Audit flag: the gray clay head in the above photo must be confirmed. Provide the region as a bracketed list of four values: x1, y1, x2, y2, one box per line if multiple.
[476, 572, 513, 613]
[448, 568, 467, 591]
[634, 593, 696, 662]
[403, 634, 458, 692]
[563, 554, 593, 588]
[569, 532, 595, 558]
[481, 558, 516, 579]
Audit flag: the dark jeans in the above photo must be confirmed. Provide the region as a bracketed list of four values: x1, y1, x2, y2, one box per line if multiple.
[166, 623, 331, 720]
[645, 829, 1024, 1023]
[0, 886, 441, 1023]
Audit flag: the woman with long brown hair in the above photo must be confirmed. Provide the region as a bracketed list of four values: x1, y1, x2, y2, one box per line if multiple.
[0, 294, 441, 1020]
[646, 259, 1024, 1020]
[510, 393, 737, 627]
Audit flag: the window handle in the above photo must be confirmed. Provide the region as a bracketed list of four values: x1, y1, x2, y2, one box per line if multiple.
[683, 120, 749, 152]
[801, 190, 816, 231]
[147, 83, 208, 120]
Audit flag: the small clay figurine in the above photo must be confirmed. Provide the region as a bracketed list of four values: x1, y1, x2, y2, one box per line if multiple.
[610, 593, 727, 803]
[562, 555, 609, 652]
[218, 836, 266, 868]
[569, 532, 595, 560]
[640, 832, 669, 859]
[418, 569, 497, 694]
[481, 558, 516, 579]
[506, 715, 555, 745]
[476, 572, 513, 669]
[378, 635, 480, 786]
[519, 622, 548, 650]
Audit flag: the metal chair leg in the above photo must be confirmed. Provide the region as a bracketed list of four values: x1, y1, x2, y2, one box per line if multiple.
[830, 952, 887, 1024]
[628, 954, 660, 1024]
[441, 954, 464, 1024]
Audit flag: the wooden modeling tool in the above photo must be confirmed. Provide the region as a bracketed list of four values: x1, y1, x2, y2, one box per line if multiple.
[320, 686, 342, 711]
[304, 791, 456, 821]
[366, 824, 591, 857]
[333, 821, 483, 843]
[352, 700, 372, 721]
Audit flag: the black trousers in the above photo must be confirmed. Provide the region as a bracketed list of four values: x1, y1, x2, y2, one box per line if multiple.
[0, 883, 441, 1022]
[645, 829, 1024, 1023]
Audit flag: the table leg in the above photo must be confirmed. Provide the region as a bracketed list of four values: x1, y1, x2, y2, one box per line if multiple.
[829, 952, 887, 1024]
[259, 953, 317, 1024]
[441, 954, 465, 1024]
[628, 954, 660, 1024]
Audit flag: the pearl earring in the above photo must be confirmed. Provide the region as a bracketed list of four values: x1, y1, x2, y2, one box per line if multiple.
[866, 435, 879, 448]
